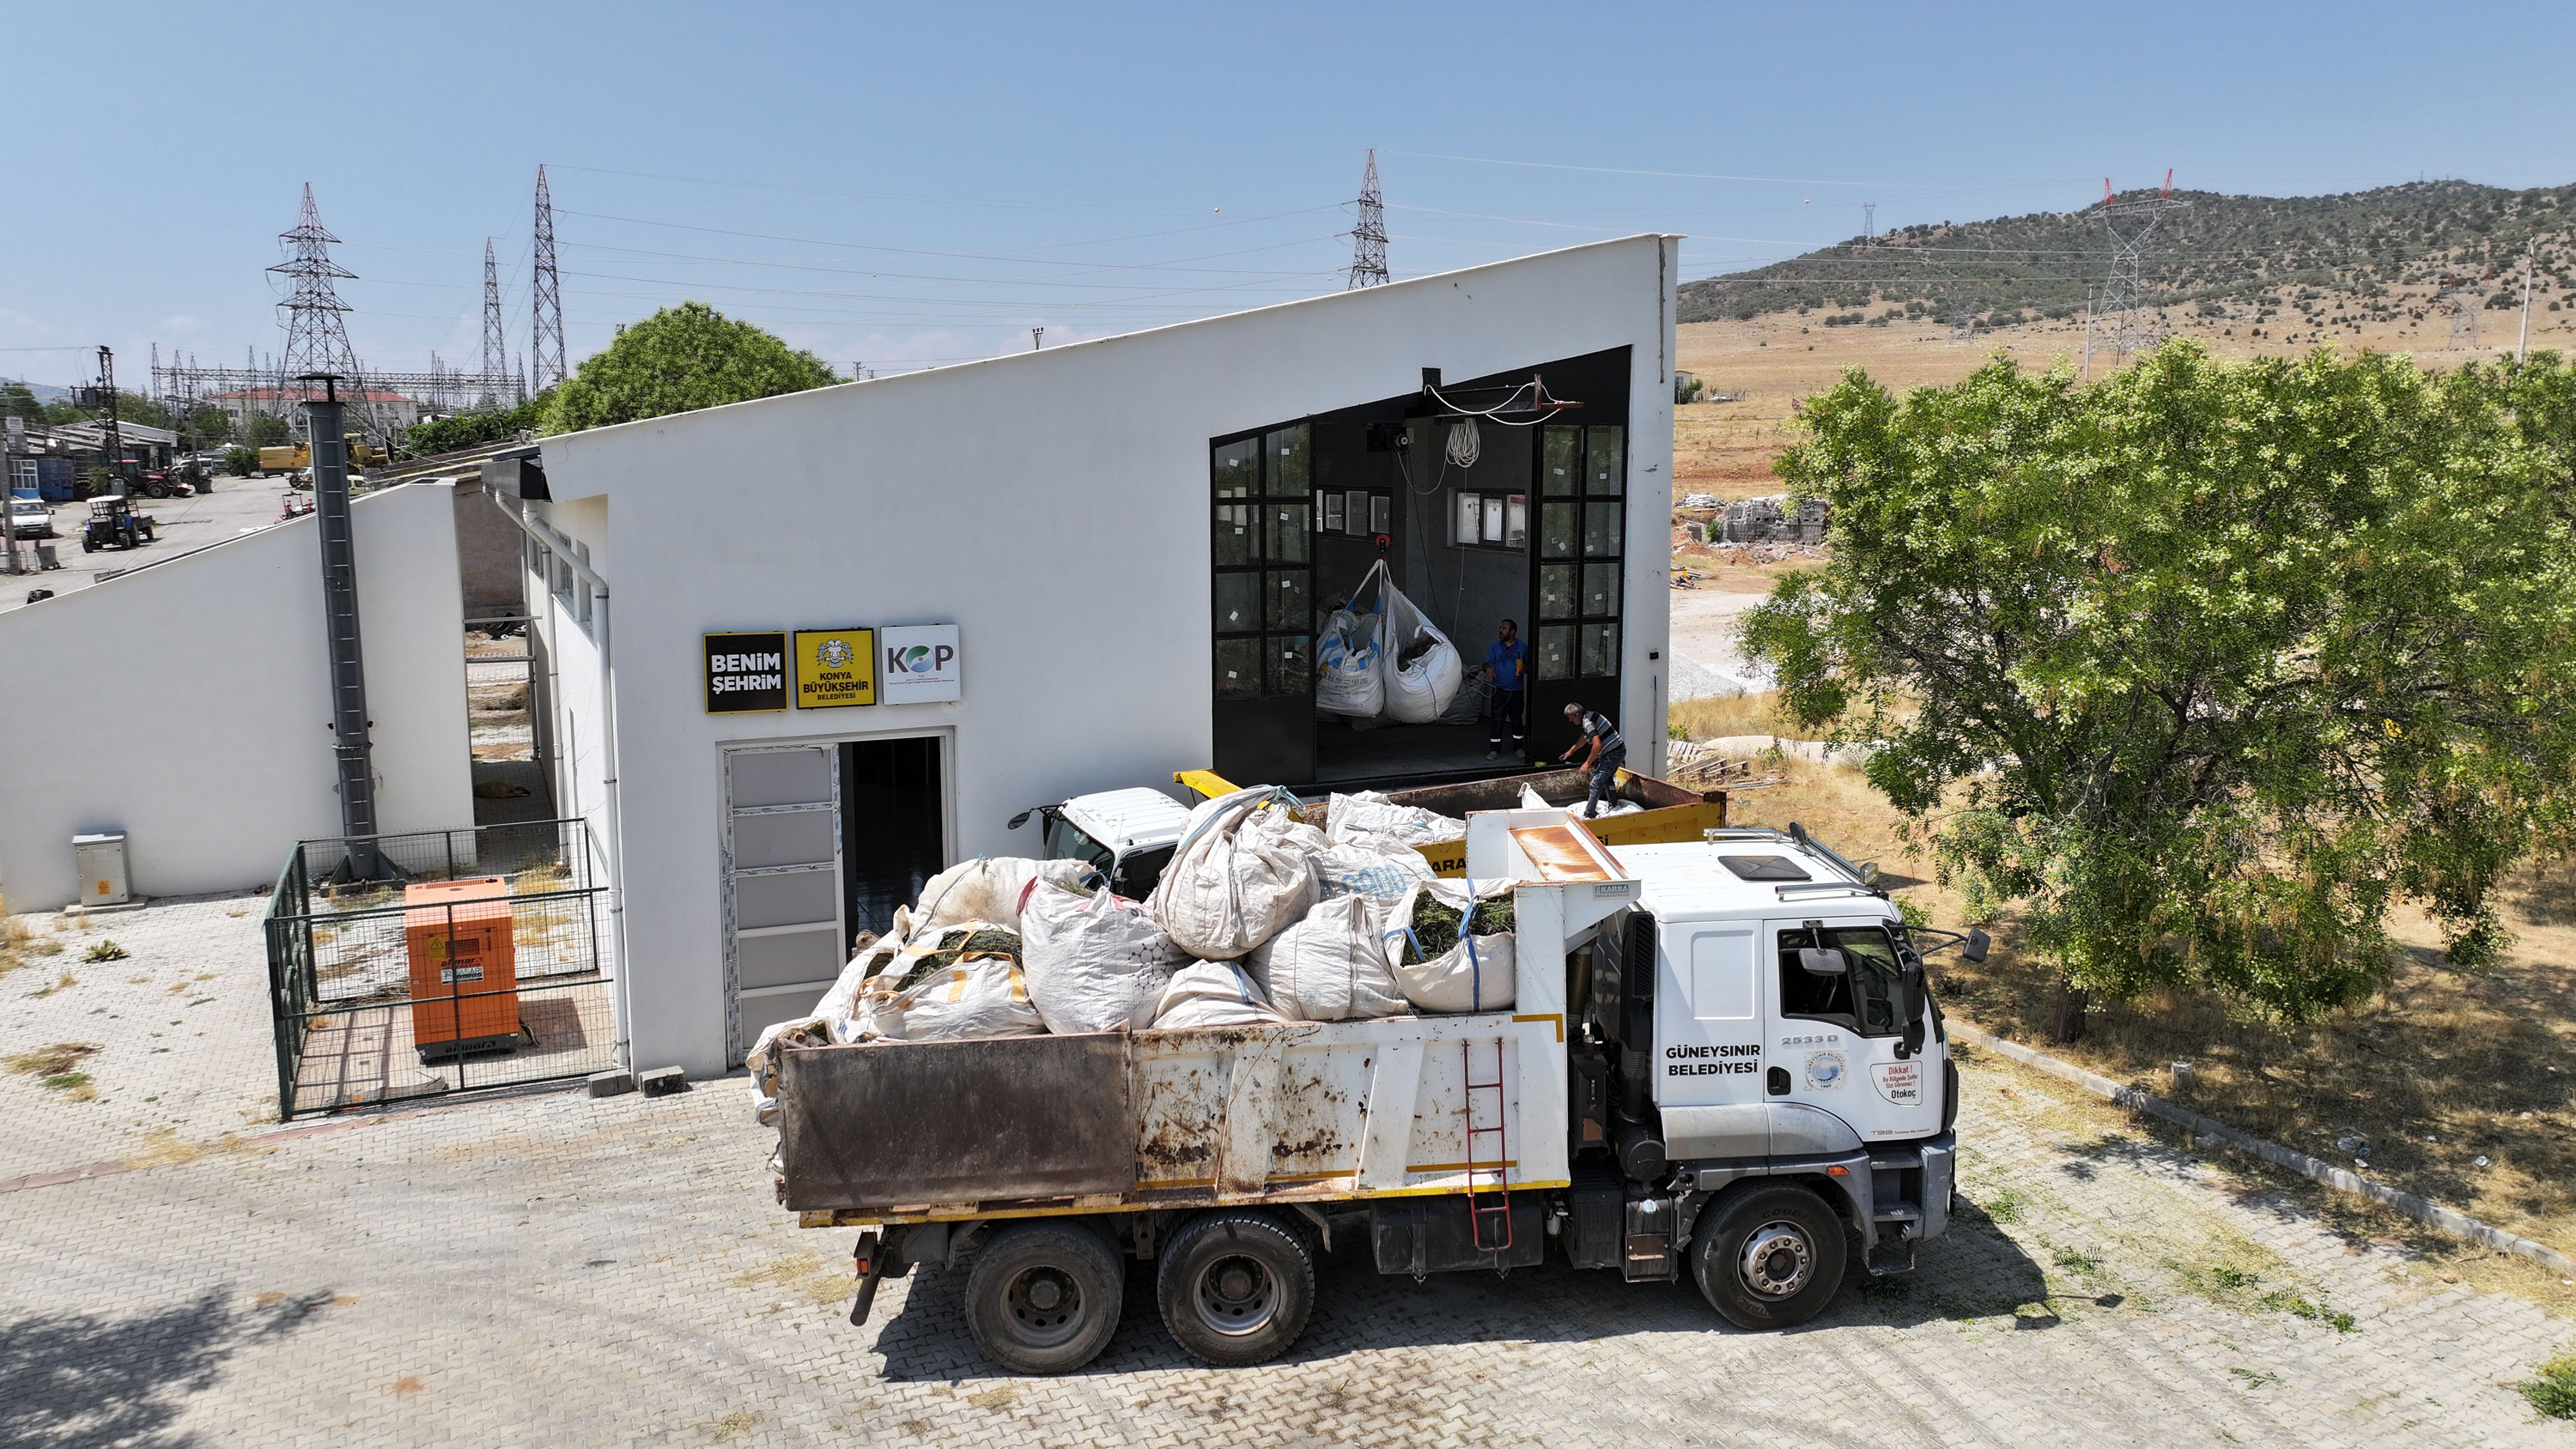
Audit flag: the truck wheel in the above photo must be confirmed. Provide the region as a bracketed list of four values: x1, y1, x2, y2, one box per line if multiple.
[1692, 1184, 1849, 1331]
[960, 1221, 1124, 1376]
[1156, 1211, 1315, 1367]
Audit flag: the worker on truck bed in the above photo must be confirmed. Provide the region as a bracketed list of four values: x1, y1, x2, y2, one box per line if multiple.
[1483, 618, 1528, 761]
[1558, 703, 1626, 819]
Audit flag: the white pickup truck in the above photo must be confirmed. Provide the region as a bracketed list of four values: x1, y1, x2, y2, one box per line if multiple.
[770, 810, 1984, 1374]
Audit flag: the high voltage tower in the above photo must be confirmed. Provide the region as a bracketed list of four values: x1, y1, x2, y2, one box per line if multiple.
[1347, 150, 1388, 289]
[1862, 201, 1875, 241]
[531, 165, 567, 390]
[2088, 170, 2189, 370]
[2435, 276, 2489, 350]
[270, 182, 368, 436]
[155, 185, 524, 443]
[482, 239, 508, 410]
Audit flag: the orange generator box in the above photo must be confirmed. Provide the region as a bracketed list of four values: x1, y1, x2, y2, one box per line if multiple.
[404, 876, 522, 1058]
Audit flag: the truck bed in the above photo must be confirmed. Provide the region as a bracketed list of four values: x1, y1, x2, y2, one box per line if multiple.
[779, 877, 1629, 1228]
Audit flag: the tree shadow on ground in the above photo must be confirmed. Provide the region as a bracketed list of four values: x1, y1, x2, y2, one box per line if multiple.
[0, 1286, 330, 1449]
[866, 1203, 2051, 1383]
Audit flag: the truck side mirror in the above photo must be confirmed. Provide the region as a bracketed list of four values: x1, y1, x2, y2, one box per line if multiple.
[1797, 947, 1847, 975]
[1964, 929, 1990, 963]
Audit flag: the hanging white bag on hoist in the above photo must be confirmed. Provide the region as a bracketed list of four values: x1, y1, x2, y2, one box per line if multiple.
[1380, 578, 1462, 724]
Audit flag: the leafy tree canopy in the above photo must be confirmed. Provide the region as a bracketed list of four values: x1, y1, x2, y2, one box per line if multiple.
[541, 301, 837, 434]
[403, 393, 549, 458]
[244, 413, 292, 448]
[1, 382, 42, 421]
[1743, 342, 2576, 1022]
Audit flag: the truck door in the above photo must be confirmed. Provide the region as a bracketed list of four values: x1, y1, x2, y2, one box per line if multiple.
[1765, 916, 1941, 1143]
[1650, 921, 1766, 1109]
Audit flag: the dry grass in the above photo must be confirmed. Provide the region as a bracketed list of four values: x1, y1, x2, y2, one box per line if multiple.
[1667, 692, 1790, 743]
[730, 1252, 853, 1307]
[1668, 305, 2565, 507]
[1698, 740, 2576, 1259]
[5, 1042, 99, 1078]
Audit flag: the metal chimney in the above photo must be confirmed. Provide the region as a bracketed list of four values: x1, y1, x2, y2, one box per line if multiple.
[300, 373, 380, 878]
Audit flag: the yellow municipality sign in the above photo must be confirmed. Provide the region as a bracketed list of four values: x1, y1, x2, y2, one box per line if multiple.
[793, 627, 878, 708]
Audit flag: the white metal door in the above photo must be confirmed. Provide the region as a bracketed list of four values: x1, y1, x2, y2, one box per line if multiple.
[723, 744, 843, 1064]
[1652, 921, 1766, 1108]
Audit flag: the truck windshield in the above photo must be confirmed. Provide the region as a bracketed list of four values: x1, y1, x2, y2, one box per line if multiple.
[1115, 845, 1176, 901]
[1776, 925, 1904, 1036]
[1043, 815, 1114, 876]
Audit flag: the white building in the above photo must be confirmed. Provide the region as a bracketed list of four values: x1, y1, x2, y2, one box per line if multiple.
[518, 236, 1682, 1078]
[212, 387, 420, 434]
[0, 482, 473, 906]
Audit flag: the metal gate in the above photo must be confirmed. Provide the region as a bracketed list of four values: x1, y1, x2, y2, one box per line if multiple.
[722, 744, 845, 1064]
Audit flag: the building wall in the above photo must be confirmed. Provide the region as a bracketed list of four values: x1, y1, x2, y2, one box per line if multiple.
[534, 236, 1680, 1076]
[0, 482, 475, 907]
[451, 472, 529, 618]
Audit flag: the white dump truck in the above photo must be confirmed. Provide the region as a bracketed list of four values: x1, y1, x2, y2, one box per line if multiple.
[770, 810, 1984, 1374]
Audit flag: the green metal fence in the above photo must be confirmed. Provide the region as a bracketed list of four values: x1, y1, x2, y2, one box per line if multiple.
[264, 819, 615, 1119]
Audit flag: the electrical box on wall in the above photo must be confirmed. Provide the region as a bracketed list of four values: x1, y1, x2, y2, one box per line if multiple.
[71, 833, 130, 906]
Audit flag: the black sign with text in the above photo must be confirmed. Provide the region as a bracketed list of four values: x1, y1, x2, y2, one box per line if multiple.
[704, 632, 788, 712]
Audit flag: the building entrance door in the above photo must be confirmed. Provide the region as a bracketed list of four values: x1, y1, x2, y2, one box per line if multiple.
[721, 744, 844, 1063]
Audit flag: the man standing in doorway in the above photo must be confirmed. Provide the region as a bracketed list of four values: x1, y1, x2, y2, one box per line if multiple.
[1484, 618, 1527, 761]
[1558, 702, 1626, 818]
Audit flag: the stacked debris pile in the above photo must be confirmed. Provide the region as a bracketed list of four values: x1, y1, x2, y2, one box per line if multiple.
[1718, 494, 1831, 543]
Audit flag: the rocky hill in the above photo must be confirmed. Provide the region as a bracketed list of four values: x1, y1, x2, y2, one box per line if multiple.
[1679, 179, 2576, 330]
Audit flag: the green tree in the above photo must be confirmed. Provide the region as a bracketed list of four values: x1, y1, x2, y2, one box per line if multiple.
[542, 301, 837, 433]
[187, 404, 234, 445]
[401, 392, 549, 458]
[222, 446, 258, 476]
[245, 412, 291, 448]
[1742, 343, 2576, 1034]
[1, 381, 42, 421]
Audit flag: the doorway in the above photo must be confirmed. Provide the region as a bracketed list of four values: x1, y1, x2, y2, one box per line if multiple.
[720, 735, 945, 1063]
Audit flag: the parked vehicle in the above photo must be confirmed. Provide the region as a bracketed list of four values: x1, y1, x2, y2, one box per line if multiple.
[7, 495, 55, 539]
[770, 806, 1982, 1375]
[257, 440, 386, 476]
[81, 497, 155, 551]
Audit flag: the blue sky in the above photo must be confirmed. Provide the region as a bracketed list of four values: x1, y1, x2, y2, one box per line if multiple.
[7, 1, 2570, 388]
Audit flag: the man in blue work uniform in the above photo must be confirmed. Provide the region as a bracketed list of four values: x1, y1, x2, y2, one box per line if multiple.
[1483, 618, 1527, 761]
[1558, 702, 1626, 818]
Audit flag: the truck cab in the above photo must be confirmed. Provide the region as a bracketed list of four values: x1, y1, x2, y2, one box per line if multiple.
[1577, 828, 1963, 1311]
[1008, 787, 1190, 900]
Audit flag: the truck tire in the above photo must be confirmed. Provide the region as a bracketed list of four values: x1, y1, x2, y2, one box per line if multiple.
[960, 1221, 1124, 1376]
[1156, 1211, 1315, 1367]
[1692, 1184, 1849, 1331]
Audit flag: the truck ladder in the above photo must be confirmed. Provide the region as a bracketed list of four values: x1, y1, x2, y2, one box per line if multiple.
[1462, 1038, 1512, 1253]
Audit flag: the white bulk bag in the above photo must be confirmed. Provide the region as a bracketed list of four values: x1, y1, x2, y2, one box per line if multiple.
[1382, 878, 1517, 1013]
[1147, 786, 1324, 960]
[1326, 791, 1466, 850]
[856, 922, 1047, 1041]
[914, 857, 1097, 932]
[1315, 603, 1386, 718]
[1315, 839, 1436, 907]
[1149, 960, 1289, 1030]
[1381, 579, 1462, 724]
[1249, 894, 1406, 1022]
[746, 906, 920, 1125]
[1020, 879, 1187, 1034]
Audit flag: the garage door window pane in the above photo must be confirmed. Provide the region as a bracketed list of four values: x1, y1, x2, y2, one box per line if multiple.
[1539, 563, 1577, 621]
[1214, 572, 1260, 634]
[1581, 621, 1620, 677]
[1320, 491, 1344, 532]
[1267, 503, 1309, 564]
[1583, 502, 1623, 558]
[1586, 426, 1625, 496]
[1214, 503, 1255, 566]
[1540, 502, 1578, 560]
[1267, 634, 1312, 696]
[1214, 439, 1258, 499]
[1266, 425, 1309, 496]
[1583, 562, 1620, 618]
[1537, 625, 1576, 681]
[1215, 639, 1262, 698]
[1542, 427, 1580, 496]
[1266, 569, 1309, 629]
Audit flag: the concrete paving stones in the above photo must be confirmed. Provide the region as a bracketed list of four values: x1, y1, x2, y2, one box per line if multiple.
[2, 896, 2569, 1446]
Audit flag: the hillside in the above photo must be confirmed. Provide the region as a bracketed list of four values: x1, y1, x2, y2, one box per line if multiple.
[1679, 179, 2576, 330]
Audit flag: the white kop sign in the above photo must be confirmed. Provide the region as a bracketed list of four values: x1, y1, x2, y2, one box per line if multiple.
[878, 624, 962, 705]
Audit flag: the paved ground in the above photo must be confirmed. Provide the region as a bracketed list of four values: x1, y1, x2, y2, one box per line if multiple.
[1667, 586, 1771, 700]
[3, 900, 2571, 1446]
[0, 479, 296, 615]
